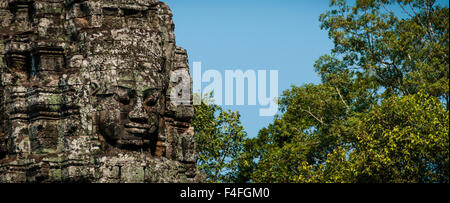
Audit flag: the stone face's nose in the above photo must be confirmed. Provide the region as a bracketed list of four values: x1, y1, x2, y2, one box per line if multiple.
[128, 97, 148, 123]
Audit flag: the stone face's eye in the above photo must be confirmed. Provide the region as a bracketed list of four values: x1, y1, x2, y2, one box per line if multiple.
[143, 89, 159, 107]
[114, 94, 130, 105]
[145, 97, 157, 106]
[114, 88, 131, 105]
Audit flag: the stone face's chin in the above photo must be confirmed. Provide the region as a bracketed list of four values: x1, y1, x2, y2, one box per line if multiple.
[116, 139, 145, 147]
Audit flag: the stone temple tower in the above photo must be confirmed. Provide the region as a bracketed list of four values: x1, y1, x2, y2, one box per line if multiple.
[0, 0, 202, 183]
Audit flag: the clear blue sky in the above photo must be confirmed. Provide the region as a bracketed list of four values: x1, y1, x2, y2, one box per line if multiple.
[162, 0, 448, 139]
[163, 0, 334, 138]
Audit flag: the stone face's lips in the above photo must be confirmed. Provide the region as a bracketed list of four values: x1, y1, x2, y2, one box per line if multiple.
[125, 123, 153, 135]
[125, 127, 148, 135]
[124, 122, 152, 130]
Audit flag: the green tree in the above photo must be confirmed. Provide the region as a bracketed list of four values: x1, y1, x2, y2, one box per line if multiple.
[192, 94, 247, 183]
[294, 92, 449, 183]
[240, 0, 449, 183]
[351, 92, 449, 183]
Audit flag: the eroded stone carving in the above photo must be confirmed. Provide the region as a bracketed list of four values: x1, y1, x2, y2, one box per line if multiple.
[0, 0, 201, 183]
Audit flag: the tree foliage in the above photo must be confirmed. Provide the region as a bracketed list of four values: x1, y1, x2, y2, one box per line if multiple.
[192, 94, 247, 183]
[239, 0, 449, 183]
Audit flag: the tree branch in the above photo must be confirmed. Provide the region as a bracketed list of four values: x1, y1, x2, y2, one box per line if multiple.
[335, 87, 350, 112]
[300, 107, 324, 125]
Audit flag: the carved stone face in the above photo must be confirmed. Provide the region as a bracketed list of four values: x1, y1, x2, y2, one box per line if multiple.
[96, 85, 162, 148]
[1, 0, 200, 183]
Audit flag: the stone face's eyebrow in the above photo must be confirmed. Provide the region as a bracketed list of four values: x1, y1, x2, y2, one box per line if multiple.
[113, 86, 161, 98]
[96, 86, 129, 94]
[117, 86, 132, 91]
[143, 88, 161, 99]
[116, 86, 137, 97]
